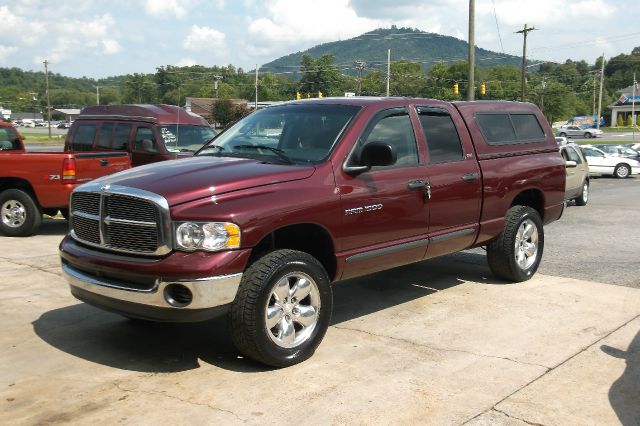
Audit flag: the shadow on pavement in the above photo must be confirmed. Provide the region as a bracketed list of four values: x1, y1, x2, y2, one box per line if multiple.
[601, 329, 640, 426]
[33, 250, 500, 373]
[38, 218, 69, 236]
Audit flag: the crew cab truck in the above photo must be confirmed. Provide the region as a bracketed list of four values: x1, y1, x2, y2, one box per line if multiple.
[64, 104, 216, 167]
[0, 122, 130, 236]
[59, 98, 565, 367]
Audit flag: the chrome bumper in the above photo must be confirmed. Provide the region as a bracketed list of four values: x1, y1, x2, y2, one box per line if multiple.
[62, 263, 242, 310]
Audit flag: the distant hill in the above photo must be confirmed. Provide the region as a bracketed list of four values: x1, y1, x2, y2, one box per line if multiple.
[261, 27, 521, 76]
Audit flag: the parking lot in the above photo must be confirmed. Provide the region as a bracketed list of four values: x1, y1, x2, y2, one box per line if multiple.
[1, 178, 639, 425]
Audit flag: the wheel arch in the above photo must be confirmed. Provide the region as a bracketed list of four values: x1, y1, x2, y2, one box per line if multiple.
[249, 223, 337, 281]
[510, 188, 544, 220]
[0, 177, 38, 199]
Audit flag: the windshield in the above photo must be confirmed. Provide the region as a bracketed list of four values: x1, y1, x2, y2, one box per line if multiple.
[197, 104, 361, 164]
[0, 126, 20, 150]
[158, 125, 216, 153]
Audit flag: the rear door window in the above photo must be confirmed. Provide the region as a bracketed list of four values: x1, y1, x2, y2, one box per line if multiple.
[96, 123, 114, 149]
[417, 107, 464, 164]
[70, 124, 97, 151]
[113, 124, 132, 150]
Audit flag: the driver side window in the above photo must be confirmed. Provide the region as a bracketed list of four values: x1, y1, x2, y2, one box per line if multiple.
[360, 110, 418, 168]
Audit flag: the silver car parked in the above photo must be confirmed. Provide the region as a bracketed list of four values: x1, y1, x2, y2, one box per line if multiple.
[556, 126, 603, 139]
[561, 144, 589, 206]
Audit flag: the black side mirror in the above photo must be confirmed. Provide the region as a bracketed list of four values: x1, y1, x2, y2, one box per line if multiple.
[343, 142, 397, 175]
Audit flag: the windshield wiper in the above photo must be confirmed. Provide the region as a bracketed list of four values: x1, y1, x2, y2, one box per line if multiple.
[197, 145, 226, 156]
[234, 145, 293, 164]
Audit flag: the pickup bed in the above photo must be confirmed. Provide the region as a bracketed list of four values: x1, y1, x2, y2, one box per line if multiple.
[60, 98, 566, 367]
[0, 122, 130, 236]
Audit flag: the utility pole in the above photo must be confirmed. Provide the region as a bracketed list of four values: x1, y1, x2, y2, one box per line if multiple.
[540, 77, 546, 115]
[43, 60, 52, 139]
[632, 72, 636, 142]
[596, 54, 605, 130]
[592, 74, 597, 115]
[254, 65, 259, 109]
[386, 49, 391, 97]
[213, 74, 223, 98]
[95, 86, 100, 105]
[354, 60, 366, 95]
[516, 24, 536, 102]
[467, 0, 475, 100]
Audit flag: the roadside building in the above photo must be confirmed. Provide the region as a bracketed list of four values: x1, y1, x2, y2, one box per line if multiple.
[1, 106, 11, 120]
[53, 108, 81, 122]
[609, 84, 639, 126]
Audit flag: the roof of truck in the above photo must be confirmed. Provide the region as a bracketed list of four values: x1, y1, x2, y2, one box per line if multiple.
[76, 104, 209, 125]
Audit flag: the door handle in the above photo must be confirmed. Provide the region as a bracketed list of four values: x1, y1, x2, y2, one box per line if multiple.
[100, 159, 108, 166]
[461, 173, 478, 182]
[407, 179, 431, 200]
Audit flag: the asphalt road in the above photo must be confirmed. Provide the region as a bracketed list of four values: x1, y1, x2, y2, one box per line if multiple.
[458, 175, 640, 289]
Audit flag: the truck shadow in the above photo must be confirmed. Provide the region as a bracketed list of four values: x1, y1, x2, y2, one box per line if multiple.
[601, 329, 640, 426]
[38, 218, 69, 236]
[32, 250, 501, 373]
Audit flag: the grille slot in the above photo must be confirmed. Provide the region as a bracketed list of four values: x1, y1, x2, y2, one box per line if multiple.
[72, 192, 101, 216]
[72, 215, 100, 244]
[107, 195, 157, 222]
[70, 188, 169, 256]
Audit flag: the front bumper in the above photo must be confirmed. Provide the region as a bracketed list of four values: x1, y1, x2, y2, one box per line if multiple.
[60, 235, 250, 322]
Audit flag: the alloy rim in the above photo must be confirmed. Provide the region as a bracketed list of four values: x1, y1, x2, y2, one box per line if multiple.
[514, 218, 538, 270]
[1, 200, 26, 228]
[265, 271, 321, 349]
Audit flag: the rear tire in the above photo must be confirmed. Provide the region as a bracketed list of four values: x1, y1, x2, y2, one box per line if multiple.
[229, 249, 332, 367]
[487, 206, 544, 282]
[0, 189, 42, 237]
[574, 180, 589, 206]
[558, 132, 567, 137]
[614, 164, 630, 179]
[584, 132, 592, 138]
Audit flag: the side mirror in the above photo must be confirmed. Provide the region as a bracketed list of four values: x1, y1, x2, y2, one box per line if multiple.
[565, 160, 577, 168]
[343, 142, 396, 175]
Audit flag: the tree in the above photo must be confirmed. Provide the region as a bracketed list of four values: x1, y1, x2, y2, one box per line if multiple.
[299, 54, 343, 97]
[123, 73, 154, 103]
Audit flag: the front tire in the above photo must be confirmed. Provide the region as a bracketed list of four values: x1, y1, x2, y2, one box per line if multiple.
[0, 189, 42, 237]
[584, 132, 592, 138]
[487, 206, 544, 282]
[558, 132, 567, 137]
[229, 249, 332, 367]
[574, 180, 589, 206]
[614, 164, 630, 179]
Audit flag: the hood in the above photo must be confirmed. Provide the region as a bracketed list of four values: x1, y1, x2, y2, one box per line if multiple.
[90, 156, 316, 206]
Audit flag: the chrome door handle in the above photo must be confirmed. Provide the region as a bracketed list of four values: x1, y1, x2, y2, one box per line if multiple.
[461, 173, 478, 182]
[407, 179, 431, 200]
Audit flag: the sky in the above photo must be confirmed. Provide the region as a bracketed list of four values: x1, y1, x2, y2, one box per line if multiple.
[1, 0, 639, 79]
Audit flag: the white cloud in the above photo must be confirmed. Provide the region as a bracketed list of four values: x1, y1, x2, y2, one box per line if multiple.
[144, 0, 188, 19]
[0, 6, 47, 45]
[0, 45, 18, 63]
[176, 58, 198, 67]
[102, 39, 122, 55]
[246, 0, 384, 56]
[182, 25, 226, 51]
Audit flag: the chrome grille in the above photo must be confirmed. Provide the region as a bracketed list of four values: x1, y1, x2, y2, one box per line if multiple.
[70, 184, 171, 256]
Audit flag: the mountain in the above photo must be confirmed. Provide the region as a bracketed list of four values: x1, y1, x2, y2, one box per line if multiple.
[261, 27, 521, 76]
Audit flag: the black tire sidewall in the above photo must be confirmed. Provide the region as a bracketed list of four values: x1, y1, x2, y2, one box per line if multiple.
[0, 189, 42, 237]
[575, 181, 589, 206]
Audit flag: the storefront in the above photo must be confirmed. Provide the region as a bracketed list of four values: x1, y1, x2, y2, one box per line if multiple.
[609, 84, 639, 126]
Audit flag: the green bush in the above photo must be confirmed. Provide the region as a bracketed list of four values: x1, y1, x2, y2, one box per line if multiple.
[627, 115, 634, 126]
[617, 114, 624, 127]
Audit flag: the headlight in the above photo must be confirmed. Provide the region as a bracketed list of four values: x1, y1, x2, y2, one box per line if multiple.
[175, 222, 240, 252]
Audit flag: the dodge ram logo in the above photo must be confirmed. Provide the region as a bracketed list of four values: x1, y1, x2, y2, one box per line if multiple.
[345, 204, 383, 215]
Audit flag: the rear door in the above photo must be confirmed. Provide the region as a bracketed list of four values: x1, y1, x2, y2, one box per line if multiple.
[415, 105, 482, 259]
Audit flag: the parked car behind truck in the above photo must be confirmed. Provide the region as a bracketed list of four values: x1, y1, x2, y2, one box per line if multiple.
[0, 122, 130, 236]
[64, 104, 216, 167]
[60, 98, 566, 367]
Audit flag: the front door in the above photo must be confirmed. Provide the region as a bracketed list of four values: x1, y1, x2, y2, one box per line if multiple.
[335, 107, 430, 280]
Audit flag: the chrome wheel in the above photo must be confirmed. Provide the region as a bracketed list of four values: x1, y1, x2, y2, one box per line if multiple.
[514, 218, 538, 270]
[265, 271, 321, 349]
[615, 164, 630, 178]
[582, 182, 589, 203]
[1, 199, 26, 228]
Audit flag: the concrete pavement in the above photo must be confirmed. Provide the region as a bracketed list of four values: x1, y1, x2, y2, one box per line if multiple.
[0, 218, 639, 425]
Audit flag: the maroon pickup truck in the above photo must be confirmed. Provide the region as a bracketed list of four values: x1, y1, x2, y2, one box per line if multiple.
[60, 98, 565, 367]
[0, 122, 130, 236]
